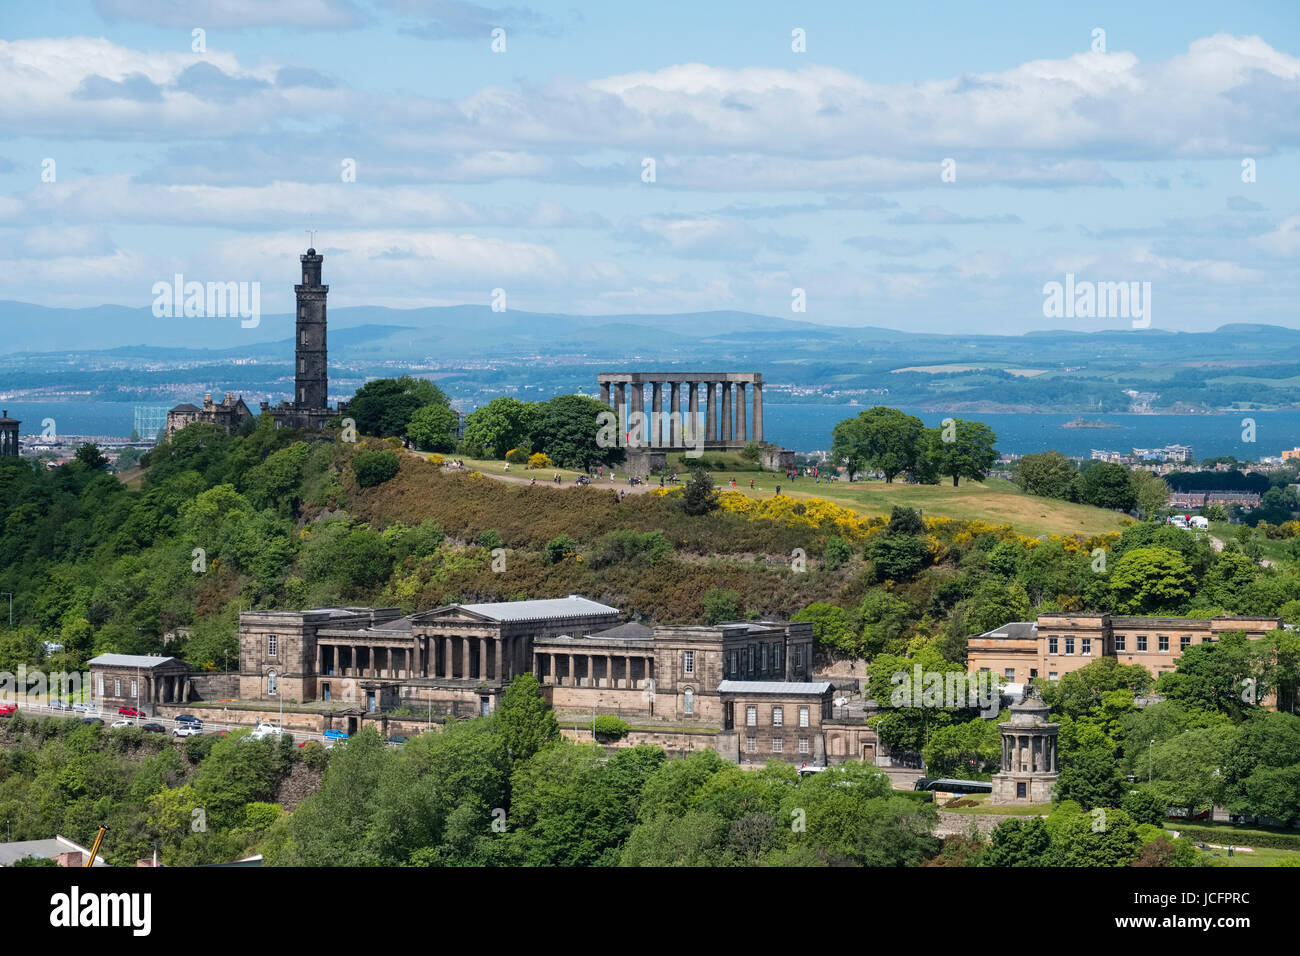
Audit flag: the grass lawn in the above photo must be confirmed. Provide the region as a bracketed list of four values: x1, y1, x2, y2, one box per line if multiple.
[938, 794, 1049, 816]
[1209, 521, 1296, 564]
[1192, 845, 1300, 867]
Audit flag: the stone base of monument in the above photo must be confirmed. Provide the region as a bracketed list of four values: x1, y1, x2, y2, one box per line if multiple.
[990, 771, 1057, 804]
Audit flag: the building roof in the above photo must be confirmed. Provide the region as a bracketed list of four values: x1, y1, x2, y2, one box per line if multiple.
[716, 680, 833, 695]
[88, 653, 180, 669]
[974, 621, 1037, 640]
[455, 595, 619, 623]
[586, 621, 654, 641]
[169, 403, 200, 413]
[0, 835, 108, 867]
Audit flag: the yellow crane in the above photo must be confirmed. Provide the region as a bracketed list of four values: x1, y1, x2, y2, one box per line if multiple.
[84, 825, 108, 867]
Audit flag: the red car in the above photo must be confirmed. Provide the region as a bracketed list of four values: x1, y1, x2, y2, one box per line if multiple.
[118, 706, 144, 717]
[0, 703, 17, 717]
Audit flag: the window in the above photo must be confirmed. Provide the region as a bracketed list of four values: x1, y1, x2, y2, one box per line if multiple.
[1048, 637, 1058, 654]
[322, 682, 331, 702]
[1064, 637, 1075, 655]
[683, 650, 694, 675]
[799, 706, 809, 728]
[771, 738, 783, 753]
[746, 736, 757, 753]
[772, 706, 784, 726]
[1081, 637, 1092, 656]
[97, 675, 104, 696]
[773, 644, 781, 672]
[1004, 668, 1015, 680]
[730, 650, 737, 675]
[798, 738, 810, 754]
[130, 679, 137, 698]
[684, 688, 694, 715]
[1049, 672, 1058, 680]
[1158, 635, 1169, 653]
[268, 634, 277, 657]
[746, 705, 757, 727]
[795, 646, 804, 670]
[114, 678, 121, 697]
[761, 644, 768, 671]
[267, 672, 277, 696]
[1137, 635, 1147, 652]
[301, 331, 308, 346]
[1115, 635, 1126, 652]
[1180, 635, 1192, 651]
[1030, 669, 1038, 678]
[1016, 782, 1027, 799]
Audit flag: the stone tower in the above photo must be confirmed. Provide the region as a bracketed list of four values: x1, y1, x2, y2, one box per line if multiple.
[295, 248, 328, 411]
[990, 692, 1059, 804]
[0, 410, 19, 457]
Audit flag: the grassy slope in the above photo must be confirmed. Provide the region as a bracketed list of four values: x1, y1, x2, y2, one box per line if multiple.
[445, 453, 1129, 538]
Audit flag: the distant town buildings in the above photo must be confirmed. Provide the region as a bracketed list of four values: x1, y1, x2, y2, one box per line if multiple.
[1283, 448, 1300, 461]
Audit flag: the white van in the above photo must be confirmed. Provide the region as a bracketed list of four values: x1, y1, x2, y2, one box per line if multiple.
[1189, 515, 1209, 530]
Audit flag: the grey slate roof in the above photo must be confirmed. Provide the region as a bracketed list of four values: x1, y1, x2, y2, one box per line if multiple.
[88, 653, 179, 669]
[716, 680, 833, 695]
[458, 596, 619, 622]
[976, 621, 1038, 640]
[586, 621, 654, 641]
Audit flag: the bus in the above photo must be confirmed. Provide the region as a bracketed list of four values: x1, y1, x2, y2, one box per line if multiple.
[913, 777, 993, 796]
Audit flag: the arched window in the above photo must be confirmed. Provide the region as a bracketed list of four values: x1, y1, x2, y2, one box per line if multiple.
[267, 671, 278, 696]
[683, 687, 694, 715]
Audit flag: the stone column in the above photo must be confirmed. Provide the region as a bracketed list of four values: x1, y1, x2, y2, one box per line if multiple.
[669, 382, 681, 447]
[736, 382, 747, 442]
[477, 637, 486, 680]
[439, 637, 450, 679]
[605, 654, 613, 688]
[650, 381, 662, 447]
[752, 381, 764, 442]
[567, 653, 575, 686]
[600, 382, 610, 405]
[705, 382, 716, 442]
[721, 382, 732, 442]
[614, 383, 626, 436]
[495, 640, 503, 683]
[586, 654, 594, 687]
[685, 382, 697, 443]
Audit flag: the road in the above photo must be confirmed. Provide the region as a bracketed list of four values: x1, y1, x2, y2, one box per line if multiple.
[7, 699, 334, 743]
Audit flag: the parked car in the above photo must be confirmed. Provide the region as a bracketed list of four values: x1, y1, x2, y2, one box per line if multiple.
[387, 735, 408, 746]
[141, 722, 167, 734]
[72, 702, 95, 714]
[250, 723, 283, 740]
[81, 717, 103, 725]
[48, 699, 72, 711]
[0, 703, 18, 717]
[110, 719, 132, 729]
[323, 728, 349, 741]
[1167, 807, 1212, 821]
[118, 706, 144, 717]
[172, 724, 203, 738]
[174, 714, 202, 726]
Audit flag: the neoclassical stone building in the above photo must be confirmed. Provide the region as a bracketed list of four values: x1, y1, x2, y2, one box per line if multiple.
[237, 596, 834, 761]
[990, 693, 1059, 804]
[88, 653, 192, 714]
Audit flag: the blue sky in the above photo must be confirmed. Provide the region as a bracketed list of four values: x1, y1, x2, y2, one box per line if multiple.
[0, 0, 1297, 333]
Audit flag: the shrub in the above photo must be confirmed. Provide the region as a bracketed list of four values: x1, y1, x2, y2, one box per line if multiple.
[822, 535, 851, 571]
[682, 470, 719, 516]
[299, 739, 328, 771]
[592, 715, 630, 740]
[477, 529, 503, 550]
[528, 452, 553, 469]
[351, 449, 401, 488]
[590, 529, 671, 567]
[505, 447, 531, 465]
[702, 587, 742, 624]
[545, 534, 578, 564]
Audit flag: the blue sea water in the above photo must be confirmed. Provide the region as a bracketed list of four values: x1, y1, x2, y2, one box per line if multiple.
[6, 400, 1300, 460]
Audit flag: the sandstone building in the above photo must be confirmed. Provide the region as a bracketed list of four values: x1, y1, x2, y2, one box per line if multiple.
[968, 612, 1282, 684]
[236, 595, 853, 764]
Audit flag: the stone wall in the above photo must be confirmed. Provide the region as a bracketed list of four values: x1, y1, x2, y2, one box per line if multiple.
[189, 672, 239, 701]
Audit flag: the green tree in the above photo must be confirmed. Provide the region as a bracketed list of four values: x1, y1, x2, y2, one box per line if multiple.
[498, 674, 560, 766]
[529, 394, 622, 470]
[1109, 547, 1196, 614]
[682, 469, 719, 516]
[1131, 469, 1171, 521]
[980, 817, 1053, 866]
[1015, 450, 1077, 500]
[349, 376, 450, 439]
[1080, 462, 1137, 511]
[1055, 719, 1126, 810]
[929, 419, 997, 487]
[830, 407, 926, 482]
[702, 588, 742, 624]
[406, 403, 460, 453]
[461, 397, 539, 459]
